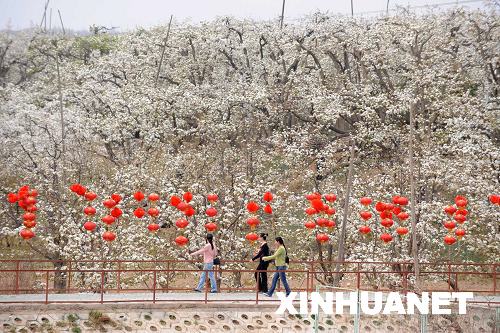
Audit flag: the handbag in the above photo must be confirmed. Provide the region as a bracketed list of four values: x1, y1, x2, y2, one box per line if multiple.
[213, 257, 221, 265]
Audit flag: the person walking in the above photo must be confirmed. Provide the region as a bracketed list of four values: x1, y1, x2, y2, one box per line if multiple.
[262, 236, 291, 297]
[251, 233, 270, 293]
[189, 233, 218, 293]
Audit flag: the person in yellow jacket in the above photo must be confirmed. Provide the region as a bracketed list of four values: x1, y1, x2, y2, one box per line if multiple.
[262, 237, 291, 297]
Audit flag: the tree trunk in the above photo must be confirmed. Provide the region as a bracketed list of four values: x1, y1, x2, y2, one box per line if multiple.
[53, 261, 67, 293]
[409, 103, 420, 289]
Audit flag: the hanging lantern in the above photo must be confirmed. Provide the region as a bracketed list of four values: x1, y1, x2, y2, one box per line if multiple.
[324, 194, 337, 202]
[102, 231, 116, 242]
[133, 207, 145, 218]
[84, 206, 96, 216]
[247, 217, 260, 229]
[304, 221, 316, 230]
[83, 221, 96, 232]
[133, 191, 145, 201]
[7, 193, 18, 203]
[454, 214, 466, 224]
[29, 189, 38, 197]
[111, 194, 122, 204]
[375, 202, 386, 212]
[444, 221, 456, 230]
[396, 227, 409, 236]
[316, 233, 329, 243]
[70, 184, 79, 193]
[305, 193, 321, 201]
[326, 220, 336, 229]
[175, 219, 189, 229]
[206, 207, 218, 217]
[360, 211, 372, 220]
[205, 222, 217, 232]
[84, 192, 97, 201]
[397, 197, 409, 206]
[380, 211, 393, 219]
[245, 232, 259, 244]
[397, 212, 409, 221]
[359, 225, 371, 235]
[147, 223, 160, 233]
[263, 204, 273, 214]
[207, 194, 219, 203]
[170, 195, 182, 207]
[455, 228, 466, 239]
[26, 205, 37, 212]
[175, 235, 189, 246]
[247, 201, 260, 213]
[148, 207, 160, 217]
[148, 193, 160, 201]
[316, 218, 328, 227]
[102, 215, 116, 225]
[381, 219, 394, 228]
[177, 202, 188, 211]
[325, 207, 336, 215]
[360, 197, 373, 206]
[310, 199, 324, 212]
[392, 196, 401, 204]
[110, 207, 123, 218]
[380, 233, 393, 243]
[455, 195, 467, 208]
[305, 207, 317, 215]
[23, 220, 36, 228]
[25, 197, 37, 205]
[103, 199, 117, 209]
[184, 206, 195, 217]
[488, 194, 499, 205]
[456, 209, 468, 216]
[20, 228, 35, 240]
[392, 206, 402, 215]
[23, 212, 36, 221]
[444, 235, 456, 245]
[444, 205, 457, 215]
[183, 192, 193, 203]
[263, 192, 273, 202]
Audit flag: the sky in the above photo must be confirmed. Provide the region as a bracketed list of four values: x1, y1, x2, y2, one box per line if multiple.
[0, 0, 488, 32]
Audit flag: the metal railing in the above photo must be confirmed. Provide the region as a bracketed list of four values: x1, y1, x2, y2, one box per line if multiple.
[0, 259, 497, 305]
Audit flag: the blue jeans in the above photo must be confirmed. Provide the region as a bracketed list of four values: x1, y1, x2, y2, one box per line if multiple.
[267, 266, 290, 296]
[196, 263, 217, 292]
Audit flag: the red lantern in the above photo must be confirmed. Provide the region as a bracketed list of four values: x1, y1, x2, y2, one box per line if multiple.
[324, 194, 337, 202]
[444, 205, 457, 215]
[29, 190, 38, 197]
[264, 204, 273, 214]
[84, 206, 96, 216]
[177, 202, 188, 211]
[392, 206, 402, 215]
[26, 205, 37, 212]
[147, 223, 160, 232]
[245, 232, 259, 243]
[247, 218, 260, 229]
[397, 197, 409, 206]
[326, 220, 336, 229]
[175, 219, 189, 229]
[397, 212, 409, 221]
[306, 193, 321, 201]
[23, 220, 36, 228]
[305, 207, 317, 215]
[84, 192, 97, 201]
[375, 202, 386, 212]
[263, 192, 273, 202]
[76, 185, 86, 196]
[360, 197, 373, 206]
[148, 207, 160, 217]
[444, 221, 456, 230]
[310, 199, 324, 212]
[489, 194, 499, 205]
[206, 207, 218, 217]
[381, 219, 394, 228]
[380, 211, 393, 219]
[25, 197, 37, 205]
[183, 192, 193, 203]
[455, 195, 467, 207]
[83, 221, 96, 232]
[102, 231, 116, 242]
[170, 195, 182, 207]
[360, 211, 372, 220]
[23, 212, 36, 221]
[455, 228, 466, 239]
[316, 218, 328, 227]
[380, 233, 393, 243]
[456, 209, 468, 216]
[454, 214, 466, 224]
[133, 207, 145, 218]
[247, 201, 260, 213]
[207, 194, 219, 203]
[103, 199, 117, 209]
[175, 235, 189, 246]
[305, 221, 316, 230]
[359, 225, 371, 235]
[392, 196, 400, 204]
[316, 233, 329, 243]
[148, 193, 160, 201]
[133, 191, 145, 201]
[396, 227, 409, 236]
[325, 207, 336, 215]
[205, 222, 217, 232]
[444, 235, 456, 245]
[111, 193, 122, 204]
[7, 193, 18, 203]
[102, 215, 116, 225]
[20, 228, 35, 240]
[111, 207, 123, 218]
[184, 206, 195, 217]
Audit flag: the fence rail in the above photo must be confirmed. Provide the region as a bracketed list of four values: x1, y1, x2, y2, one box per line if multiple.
[0, 260, 497, 305]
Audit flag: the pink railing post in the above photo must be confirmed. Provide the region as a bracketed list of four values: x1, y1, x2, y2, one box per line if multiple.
[256, 269, 259, 305]
[67, 261, 72, 293]
[45, 271, 49, 304]
[356, 263, 361, 290]
[100, 271, 104, 304]
[493, 264, 497, 294]
[448, 263, 451, 291]
[153, 270, 157, 304]
[117, 262, 121, 293]
[166, 262, 170, 293]
[15, 260, 20, 294]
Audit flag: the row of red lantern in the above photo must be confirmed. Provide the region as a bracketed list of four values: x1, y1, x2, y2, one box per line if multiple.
[171, 192, 195, 247]
[7, 186, 38, 240]
[357, 195, 410, 243]
[303, 192, 338, 244]
[442, 196, 468, 246]
[245, 192, 274, 244]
